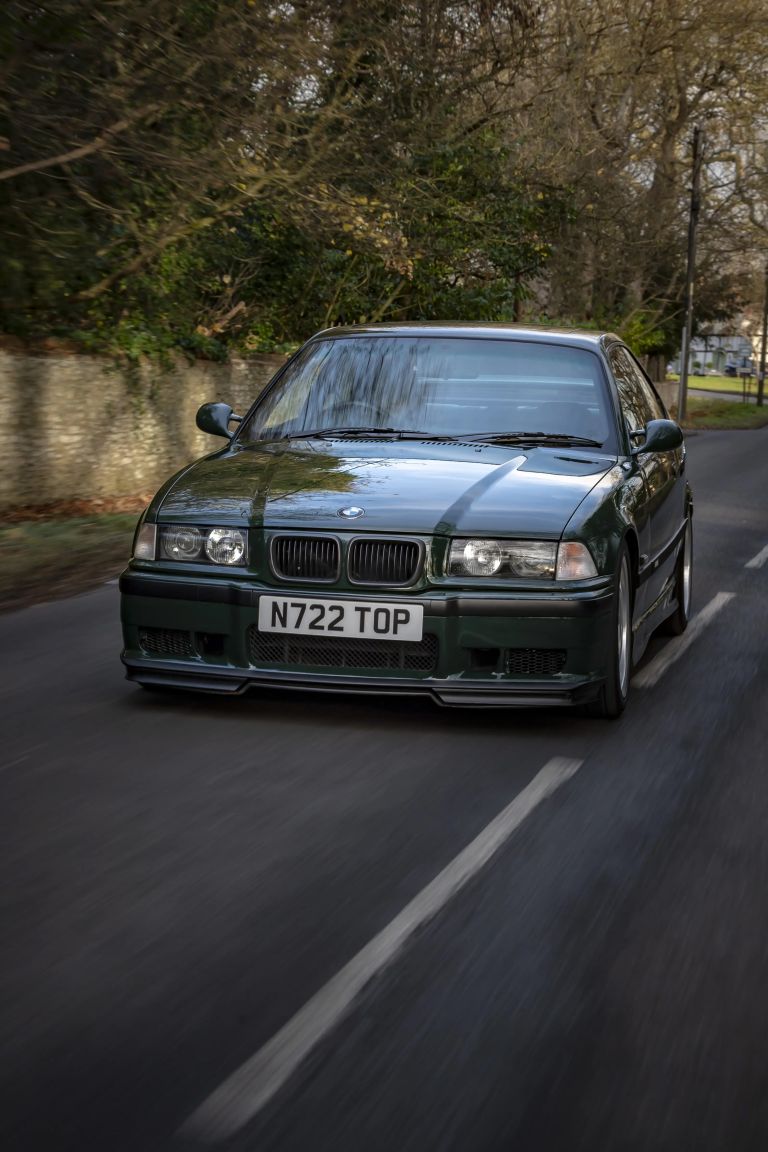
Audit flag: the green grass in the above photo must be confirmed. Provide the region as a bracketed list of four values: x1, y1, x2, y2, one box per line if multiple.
[669, 373, 763, 398]
[670, 395, 768, 431]
[0, 513, 138, 612]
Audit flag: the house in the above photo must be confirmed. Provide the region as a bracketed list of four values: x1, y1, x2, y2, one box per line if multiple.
[670, 329, 756, 375]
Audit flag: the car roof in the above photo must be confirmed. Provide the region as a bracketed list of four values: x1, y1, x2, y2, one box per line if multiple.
[310, 322, 620, 351]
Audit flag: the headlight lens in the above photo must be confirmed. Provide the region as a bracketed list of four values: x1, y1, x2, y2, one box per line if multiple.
[157, 525, 248, 566]
[161, 525, 204, 561]
[205, 527, 246, 566]
[448, 539, 597, 580]
[449, 538, 557, 579]
[456, 539, 503, 576]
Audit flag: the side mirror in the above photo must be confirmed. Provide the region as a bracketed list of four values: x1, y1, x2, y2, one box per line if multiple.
[196, 402, 242, 440]
[633, 418, 683, 454]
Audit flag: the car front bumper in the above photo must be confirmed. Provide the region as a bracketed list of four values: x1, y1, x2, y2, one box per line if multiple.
[120, 570, 614, 708]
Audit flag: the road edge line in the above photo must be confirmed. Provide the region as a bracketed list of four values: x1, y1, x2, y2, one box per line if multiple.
[634, 591, 736, 689]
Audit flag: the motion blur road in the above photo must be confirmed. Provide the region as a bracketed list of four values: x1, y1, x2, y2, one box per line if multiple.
[3, 428, 768, 1152]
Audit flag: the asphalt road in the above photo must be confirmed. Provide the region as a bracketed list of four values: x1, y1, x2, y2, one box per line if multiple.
[2, 428, 768, 1152]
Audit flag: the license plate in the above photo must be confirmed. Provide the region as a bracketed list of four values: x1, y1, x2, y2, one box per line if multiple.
[258, 595, 424, 641]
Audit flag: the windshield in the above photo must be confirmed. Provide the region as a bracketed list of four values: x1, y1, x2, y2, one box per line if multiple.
[239, 336, 616, 448]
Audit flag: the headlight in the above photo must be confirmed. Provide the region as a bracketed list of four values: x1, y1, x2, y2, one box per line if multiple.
[161, 525, 204, 561]
[205, 527, 246, 566]
[456, 539, 504, 576]
[449, 538, 556, 578]
[157, 525, 248, 566]
[448, 538, 596, 580]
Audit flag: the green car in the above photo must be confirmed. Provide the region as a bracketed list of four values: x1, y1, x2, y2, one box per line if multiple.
[121, 324, 692, 717]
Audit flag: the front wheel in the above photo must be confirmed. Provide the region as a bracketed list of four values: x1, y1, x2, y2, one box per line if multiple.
[660, 511, 693, 636]
[587, 544, 633, 719]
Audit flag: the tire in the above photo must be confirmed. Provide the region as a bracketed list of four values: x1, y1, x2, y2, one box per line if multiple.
[660, 511, 693, 636]
[587, 542, 633, 719]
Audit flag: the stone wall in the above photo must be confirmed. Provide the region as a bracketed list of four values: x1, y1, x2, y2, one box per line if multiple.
[0, 351, 284, 511]
[656, 381, 678, 412]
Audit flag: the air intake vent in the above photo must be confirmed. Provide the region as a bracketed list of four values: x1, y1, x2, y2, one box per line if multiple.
[505, 648, 566, 676]
[418, 440, 480, 449]
[139, 627, 194, 658]
[249, 628, 438, 673]
[271, 535, 340, 582]
[348, 538, 422, 585]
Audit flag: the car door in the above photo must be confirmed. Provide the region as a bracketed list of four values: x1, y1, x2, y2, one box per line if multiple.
[609, 345, 685, 613]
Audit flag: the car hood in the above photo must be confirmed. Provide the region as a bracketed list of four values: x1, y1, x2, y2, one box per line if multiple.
[156, 440, 616, 538]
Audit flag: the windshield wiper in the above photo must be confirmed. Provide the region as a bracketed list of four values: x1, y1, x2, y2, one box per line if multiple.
[261, 428, 603, 447]
[463, 432, 604, 448]
[275, 427, 458, 441]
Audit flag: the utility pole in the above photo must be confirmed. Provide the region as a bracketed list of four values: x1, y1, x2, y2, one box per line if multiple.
[677, 126, 704, 423]
[759, 259, 768, 408]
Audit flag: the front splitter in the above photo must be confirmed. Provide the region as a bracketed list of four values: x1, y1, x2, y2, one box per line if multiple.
[122, 657, 603, 708]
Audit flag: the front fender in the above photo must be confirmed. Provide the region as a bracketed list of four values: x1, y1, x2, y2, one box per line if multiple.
[561, 461, 649, 578]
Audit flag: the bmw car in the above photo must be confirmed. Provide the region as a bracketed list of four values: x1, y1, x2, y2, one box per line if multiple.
[121, 324, 692, 716]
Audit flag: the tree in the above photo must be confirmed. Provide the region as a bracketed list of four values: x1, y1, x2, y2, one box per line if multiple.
[1, 0, 562, 355]
[507, 0, 768, 362]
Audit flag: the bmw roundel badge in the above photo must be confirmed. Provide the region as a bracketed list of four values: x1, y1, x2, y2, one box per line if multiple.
[338, 506, 365, 519]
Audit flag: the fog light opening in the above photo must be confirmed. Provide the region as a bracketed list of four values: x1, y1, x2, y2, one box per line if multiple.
[196, 632, 227, 658]
[466, 647, 501, 670]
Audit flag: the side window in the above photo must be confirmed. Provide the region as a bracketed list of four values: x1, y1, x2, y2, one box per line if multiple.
[609, 346, 657, 435]
[624, 349, 667, 421]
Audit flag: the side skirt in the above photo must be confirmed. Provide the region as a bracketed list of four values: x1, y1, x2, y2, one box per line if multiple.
[631, 569, 678, 664]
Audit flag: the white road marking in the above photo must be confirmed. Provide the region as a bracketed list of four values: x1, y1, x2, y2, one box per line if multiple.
[179, 756, 583, 1143]
[745, 544, 768, 570]
[0, 752, 33, 773]
[634, 591, 736, 689]
[0, 743, 47, 773]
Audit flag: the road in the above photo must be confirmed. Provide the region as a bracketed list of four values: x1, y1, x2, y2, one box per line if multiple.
[2, 428, 768, 1152]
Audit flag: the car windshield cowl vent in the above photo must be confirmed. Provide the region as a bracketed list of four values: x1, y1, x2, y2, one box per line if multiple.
[416, 440, 483, 448]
